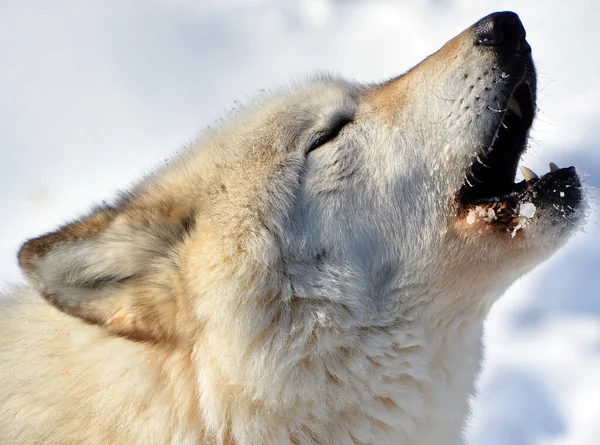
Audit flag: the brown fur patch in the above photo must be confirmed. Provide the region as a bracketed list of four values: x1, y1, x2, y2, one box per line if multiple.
[364, 26, 472, 125]
[18, 208, 117, 275]
[365, 77, 410, 123]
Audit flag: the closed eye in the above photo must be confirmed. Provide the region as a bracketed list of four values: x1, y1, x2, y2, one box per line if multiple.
[306, 117, 353, 155]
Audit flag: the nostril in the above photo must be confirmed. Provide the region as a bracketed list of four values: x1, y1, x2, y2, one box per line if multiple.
[474, 11, 530, 54]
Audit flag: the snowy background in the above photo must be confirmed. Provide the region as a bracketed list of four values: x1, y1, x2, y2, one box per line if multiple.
[1, 1, 598, 443]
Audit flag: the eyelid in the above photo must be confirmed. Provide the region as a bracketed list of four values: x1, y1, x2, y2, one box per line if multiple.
[306, 117, 353, 155]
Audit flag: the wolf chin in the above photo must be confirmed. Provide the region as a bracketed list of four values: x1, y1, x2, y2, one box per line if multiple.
[0, 11, 584, 445]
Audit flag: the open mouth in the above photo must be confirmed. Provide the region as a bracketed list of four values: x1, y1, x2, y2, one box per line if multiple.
[457, 80, 582, 235]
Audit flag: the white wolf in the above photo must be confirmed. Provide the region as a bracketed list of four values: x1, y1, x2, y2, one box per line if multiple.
[0, 11, 584, 445]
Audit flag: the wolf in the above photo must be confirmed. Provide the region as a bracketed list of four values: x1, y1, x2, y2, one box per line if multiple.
[0, 11, 584, 445]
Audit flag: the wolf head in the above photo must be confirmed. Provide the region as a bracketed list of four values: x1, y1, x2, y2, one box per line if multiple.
[18, 11, 582, 421]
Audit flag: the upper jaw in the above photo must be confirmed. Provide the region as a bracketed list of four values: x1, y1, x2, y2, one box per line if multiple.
[453, 15, 583, 235]
[458, 69, 536, 205]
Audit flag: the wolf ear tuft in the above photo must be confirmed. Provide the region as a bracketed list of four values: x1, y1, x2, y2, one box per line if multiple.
[19, 199, 196, 342]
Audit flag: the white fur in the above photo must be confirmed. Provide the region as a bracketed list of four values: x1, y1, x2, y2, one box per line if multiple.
[0, 15, 584, 445]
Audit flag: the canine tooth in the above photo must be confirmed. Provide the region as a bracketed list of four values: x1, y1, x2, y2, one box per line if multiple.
[508, 96, 523, 118]
[549, 162, 559, 172]
[520, 166, 538, 181]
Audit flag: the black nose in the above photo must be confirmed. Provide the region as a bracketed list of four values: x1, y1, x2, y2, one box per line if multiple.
[474, 11, 531, 54]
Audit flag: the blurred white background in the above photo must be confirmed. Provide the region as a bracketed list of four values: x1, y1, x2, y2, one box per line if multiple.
[1, 1, 598, 443]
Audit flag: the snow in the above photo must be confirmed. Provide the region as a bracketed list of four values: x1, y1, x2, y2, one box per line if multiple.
[467, 206, 499, 225]
[0, 1, 598, 443]
[511, 217, 528, 238]
[519, 202, 537, 219]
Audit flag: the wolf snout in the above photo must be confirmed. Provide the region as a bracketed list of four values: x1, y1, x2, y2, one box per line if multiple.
[473, 11, 531, 55]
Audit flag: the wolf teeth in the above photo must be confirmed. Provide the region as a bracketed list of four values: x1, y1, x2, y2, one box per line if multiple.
[520, 166, 538, 181]
[508, 96, 523, 118]
[549, 162, 559, 172]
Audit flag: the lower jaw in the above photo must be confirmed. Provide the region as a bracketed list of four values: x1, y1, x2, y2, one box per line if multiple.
[457, 166, 582, 237]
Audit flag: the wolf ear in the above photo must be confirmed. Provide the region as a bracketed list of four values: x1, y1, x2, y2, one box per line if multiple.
[18, 196, 196, 342]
